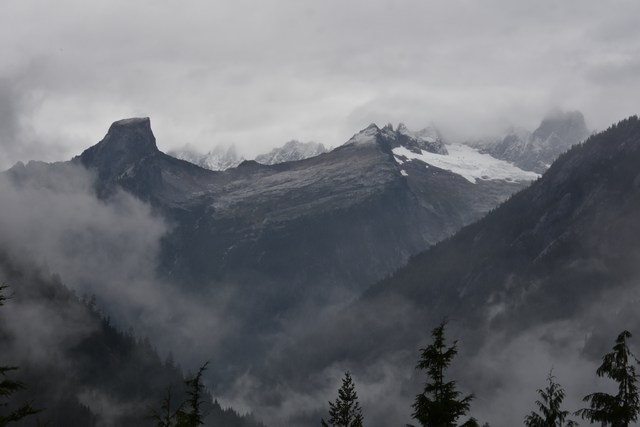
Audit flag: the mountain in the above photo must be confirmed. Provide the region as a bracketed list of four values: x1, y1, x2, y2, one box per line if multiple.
[2, 118, 536, 391]
[0, 253, 265, 427]
[255, 116, 640, 426]
[395, 122, 448, 155]
[2, 117, 541, 426]
[254, 140, 328, 164]
[169, 139, 327, 171]
[74, 118, 535, 293]
[168, 143, 244, 171]
[484, 110, 590, 173]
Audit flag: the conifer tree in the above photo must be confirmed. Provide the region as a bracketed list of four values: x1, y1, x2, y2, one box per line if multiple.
[0, 284, 39, 426]
[148, 387, 184, 427]
[576, 330, 640, 427]
[321, 371, 364, 427]
[409, 320, 477, 427]
[149, 362, 209, 427]
[177, 362, 209, 427]
[524, 371, 577, 427]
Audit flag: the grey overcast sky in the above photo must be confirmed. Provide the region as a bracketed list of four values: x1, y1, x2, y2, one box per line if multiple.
[1, 0, 639, 167]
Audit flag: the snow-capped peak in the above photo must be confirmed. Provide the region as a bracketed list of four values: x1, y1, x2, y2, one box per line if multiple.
[255, 140, 328, 165]
[168, 144, 244, 171]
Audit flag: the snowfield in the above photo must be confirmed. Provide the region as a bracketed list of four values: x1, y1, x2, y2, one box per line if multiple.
[392, 144, 540, 184]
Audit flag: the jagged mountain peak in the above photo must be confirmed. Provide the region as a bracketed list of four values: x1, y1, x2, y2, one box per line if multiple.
[486, 110, 591, 173]
[532, 109, 589, 143]
[344, 123, 382, 146]
[395, 123, 446, 155]
[343, 122, 447, 154]
[396, 122, 410, 133]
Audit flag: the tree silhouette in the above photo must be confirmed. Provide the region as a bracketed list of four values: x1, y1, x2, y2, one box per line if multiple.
[148, 386, 185, 427]
[409, 320, 477, 427]
[149, 362, 209, 427]
[524, 370, 577, 427]
[0, 284, 39, 426]
[577, 330, 639, 426]
[321, 371, 364, 427]
[177, 362, 209, 427]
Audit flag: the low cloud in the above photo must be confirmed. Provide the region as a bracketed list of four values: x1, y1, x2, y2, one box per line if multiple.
[2, 1, 640, 159]
[0, 162, 240, 374]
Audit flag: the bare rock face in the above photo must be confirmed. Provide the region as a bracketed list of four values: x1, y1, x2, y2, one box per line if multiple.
[79, 117, 159, 178]
[487, 110, 591, 173]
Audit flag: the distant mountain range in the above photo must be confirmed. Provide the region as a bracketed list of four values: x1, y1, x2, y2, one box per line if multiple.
[168, 143, 245, 170]
[168, 140, 328, 171]
[0, 110, 603, 426]
[255, 140, 328, 165]
[167, 111, 590, 175]
[73, 118, 535, 293]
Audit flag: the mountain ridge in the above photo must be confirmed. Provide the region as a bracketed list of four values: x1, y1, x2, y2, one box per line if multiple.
[251, 115, 640, 426]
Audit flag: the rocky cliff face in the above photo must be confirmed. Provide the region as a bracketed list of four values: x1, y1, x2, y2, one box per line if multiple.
[486, 110, 591, 173]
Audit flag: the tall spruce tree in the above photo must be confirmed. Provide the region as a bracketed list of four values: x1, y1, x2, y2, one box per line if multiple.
[577, 330, 640, 427]
[149, 362, 209, 427]
[0, 284, 39, 426]
[524, 371, 577, 427]
[409, 321, 477, 427]
[321, 371, 364, 427]
[177, 362, 209, 427]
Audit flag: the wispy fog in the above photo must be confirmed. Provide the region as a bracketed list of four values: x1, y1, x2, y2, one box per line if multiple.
[0, 163, 240, 371]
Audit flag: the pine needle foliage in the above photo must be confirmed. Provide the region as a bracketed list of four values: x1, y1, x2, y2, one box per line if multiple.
[577, 330, 640, 427]
[409, 320, 477, 427]
[524, 371, 577, 427]
[321, 371, 364, 427]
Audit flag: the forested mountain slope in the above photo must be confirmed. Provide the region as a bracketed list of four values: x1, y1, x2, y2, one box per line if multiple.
[249, 116, 640, 426]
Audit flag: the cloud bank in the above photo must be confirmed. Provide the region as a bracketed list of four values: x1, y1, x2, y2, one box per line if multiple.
[1, 0, 640, 167]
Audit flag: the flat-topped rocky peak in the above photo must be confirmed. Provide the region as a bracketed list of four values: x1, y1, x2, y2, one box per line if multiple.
[79, 117, 159, 172]
[101, 116, 157, 154]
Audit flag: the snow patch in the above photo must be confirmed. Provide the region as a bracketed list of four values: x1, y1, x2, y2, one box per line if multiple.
[392, 144, 540, 184]
[400, 170, 408, 177]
